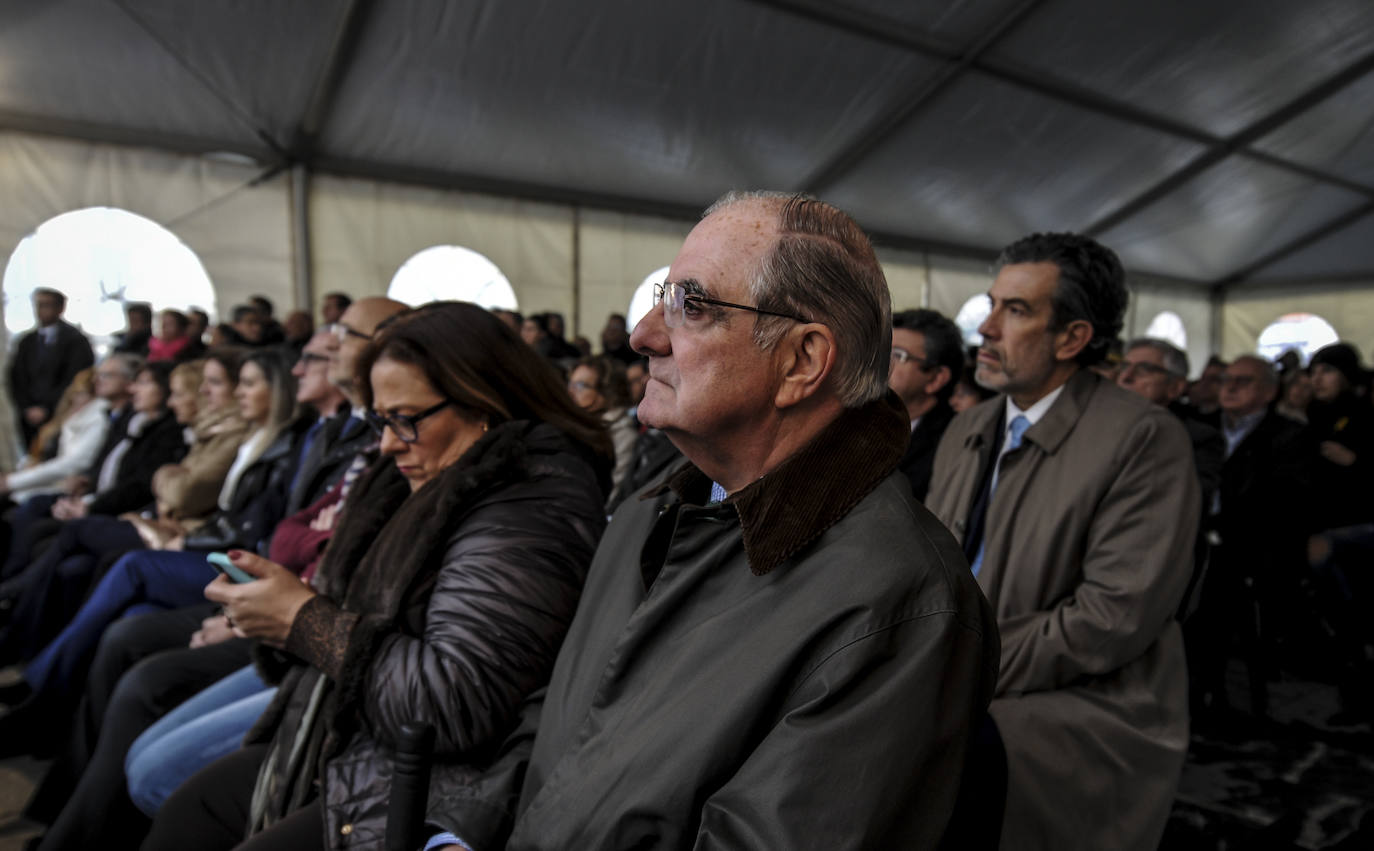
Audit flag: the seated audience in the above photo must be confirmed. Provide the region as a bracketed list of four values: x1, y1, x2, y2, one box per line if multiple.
[928, 232, 1199, 851]
[1194, 355, 1311, 718]
[0, 350, 300, 739]
[889, 308, 964, 501]
[144, 301, 612, 851]
[567, 356, 637, 494]
[14, 302, 408, 851]
[148, 309, 205, 363]
[0, 368, 106, 505]
[429, 193, 995, 850]
[1, 356, 183, 593]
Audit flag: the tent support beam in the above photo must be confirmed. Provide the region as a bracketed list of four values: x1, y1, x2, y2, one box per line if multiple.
[1085, 51, 1374, 235]
[798, 0, 1049, 193]
[755, 0, 1374, 203]
[1210, 201, 1374, 294]
[290, 0, 379, 159]
[290, 164, 314, 313]
[0, 109, 279, 163]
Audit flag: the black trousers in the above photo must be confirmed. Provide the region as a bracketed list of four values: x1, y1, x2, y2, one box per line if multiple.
[26, 604, 252, 851]
[144, 744, 324, 851]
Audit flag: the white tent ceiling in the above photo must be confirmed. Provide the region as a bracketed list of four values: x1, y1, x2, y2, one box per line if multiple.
[2, 0, 1373, 292]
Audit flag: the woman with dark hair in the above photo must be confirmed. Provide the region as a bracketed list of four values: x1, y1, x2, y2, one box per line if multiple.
[567, 355, 636, 494]
[0, 350, 300, 745]
[145, 302, 611, 851]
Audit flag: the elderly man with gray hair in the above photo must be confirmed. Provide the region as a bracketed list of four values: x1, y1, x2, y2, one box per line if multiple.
[426, 192, 998, 851]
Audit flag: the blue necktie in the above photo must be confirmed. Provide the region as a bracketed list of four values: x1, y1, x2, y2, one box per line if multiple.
[970, 415, 1030, 577]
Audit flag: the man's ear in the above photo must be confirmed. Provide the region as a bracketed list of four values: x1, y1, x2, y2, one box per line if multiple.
[774, 324, 837, 409]
[1053, 319, 1095, 363]
[924, 365, 953, 398]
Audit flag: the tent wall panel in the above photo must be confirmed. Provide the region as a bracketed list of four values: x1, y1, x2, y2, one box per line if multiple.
[1222, 284, 1374, 360]
[574, 209, 690, 337]
[0, 131, 292, 326]
[1125, 280, 1214, 378]
[875, 246, 929, 312]
[309, 175, 573, 315]
[927, 255, 994, 320]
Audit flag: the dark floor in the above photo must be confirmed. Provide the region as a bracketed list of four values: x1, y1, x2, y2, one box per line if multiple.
[1161, 667, 1374, 850]
[2, 664, 1373, 850]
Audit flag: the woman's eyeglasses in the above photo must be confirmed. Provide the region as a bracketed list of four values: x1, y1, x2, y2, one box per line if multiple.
[366, 399, 452, 443]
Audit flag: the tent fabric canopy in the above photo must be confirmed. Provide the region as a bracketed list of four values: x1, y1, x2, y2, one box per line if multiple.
[2, 0, 1372, 290]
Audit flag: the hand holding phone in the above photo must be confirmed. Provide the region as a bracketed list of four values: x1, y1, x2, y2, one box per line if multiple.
[207, 552, 256, 583]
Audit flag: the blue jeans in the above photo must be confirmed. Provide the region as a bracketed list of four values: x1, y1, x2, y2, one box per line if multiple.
[23, 549, 218, 697]
[126, 664, 274, 816]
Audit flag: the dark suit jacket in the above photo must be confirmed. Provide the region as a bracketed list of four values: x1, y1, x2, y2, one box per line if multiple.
[86, 409, 188, 515]
[898, 401, 955, 503]
[1216, 411, 1312, 568]
[284, 410, 374, 516]
[8, 320, 94, 418]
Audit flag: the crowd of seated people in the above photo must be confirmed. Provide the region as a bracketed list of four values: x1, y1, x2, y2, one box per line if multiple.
[1, 194, 1372, 851]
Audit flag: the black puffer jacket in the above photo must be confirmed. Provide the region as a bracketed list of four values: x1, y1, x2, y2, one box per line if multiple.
[183, 418, 307, 555]
[247, 420, 607, 849]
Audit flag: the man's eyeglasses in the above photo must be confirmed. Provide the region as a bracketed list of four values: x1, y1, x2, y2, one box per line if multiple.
[366, 399, 452, 444]
[1220, 374, 1258, 389]
[1119, 361, 1175, 379]
[652, 281, 807, 329]
[891, 348, 935, 369]
[329, 322, 372, 343]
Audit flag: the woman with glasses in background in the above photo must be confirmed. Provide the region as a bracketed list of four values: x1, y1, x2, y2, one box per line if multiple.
[568, 354, 637, 498]
[145, 302, 611, 851]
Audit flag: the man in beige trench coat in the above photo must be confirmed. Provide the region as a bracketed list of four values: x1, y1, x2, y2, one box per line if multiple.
[927, 232, 1199, 851]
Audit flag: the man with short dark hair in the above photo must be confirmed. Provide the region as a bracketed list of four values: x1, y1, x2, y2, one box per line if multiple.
[227, 305, 264, 346]
[113, 302, 153, 356]
[319, 292, 352, 327]
[599, 312, 638, 364]
[8, 288, 95, 445]
[928, 232, 1199, 851]
[889, 308, 963, 501]
[430, 192, 997, 850]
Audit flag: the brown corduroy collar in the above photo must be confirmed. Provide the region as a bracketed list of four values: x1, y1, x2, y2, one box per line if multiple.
[646, 391, 911, 576]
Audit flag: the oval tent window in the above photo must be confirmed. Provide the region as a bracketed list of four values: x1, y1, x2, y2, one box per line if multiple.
[3, 207, 217, 343]
[1256, 313, 1338, 365]
[628, 266, 670, 331]
[386, 245, 518, 310]
[1144, 311, 1187, 351]
[954, 294, 990, 346]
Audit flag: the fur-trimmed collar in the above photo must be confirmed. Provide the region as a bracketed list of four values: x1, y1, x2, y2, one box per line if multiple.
[648, 391, 910, 576]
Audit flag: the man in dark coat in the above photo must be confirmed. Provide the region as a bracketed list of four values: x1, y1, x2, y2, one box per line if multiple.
[889, 308, 964, 501]
[430, 192, 998, 851]
[8, 288, 94, 445]
[1195, 355, 1311, 717]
